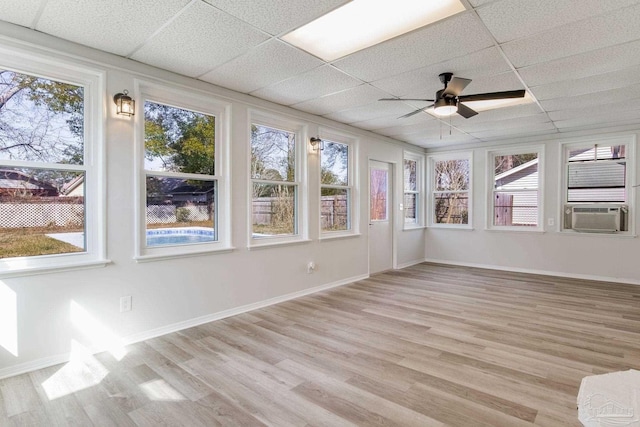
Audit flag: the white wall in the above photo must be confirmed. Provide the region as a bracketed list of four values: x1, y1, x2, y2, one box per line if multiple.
[0, 24, 425, 377]
[425, 129, 640, 284]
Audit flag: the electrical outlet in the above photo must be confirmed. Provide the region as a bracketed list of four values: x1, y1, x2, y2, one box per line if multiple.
[548, 218, 555, 226]
[307, 262, 315, 274]
[120, 295, 132, 312]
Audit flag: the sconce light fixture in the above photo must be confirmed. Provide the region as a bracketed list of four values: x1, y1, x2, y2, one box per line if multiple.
[310, 136, 324, 151]
[113, 90, 135, 117]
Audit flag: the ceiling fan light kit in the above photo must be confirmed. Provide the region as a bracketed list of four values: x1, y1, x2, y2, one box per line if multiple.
[379, 72, 527, 120]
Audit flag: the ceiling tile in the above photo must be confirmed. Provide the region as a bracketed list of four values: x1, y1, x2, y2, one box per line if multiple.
[448, 103, 542, 125]
[519, 39, 640, 87]
[371, 47, 510, 97]
[200, 40, 322, 93]
[324, 101, 416, 124]
[530, 64, 640, 101]
[477, 0, 640, 43]
[36, 0, 191, 57]
[540, 85, 640, 111]
[292, 84, 389, 116]
[333, 12, 494, 82]
[350, 113, 429, 131]
[470, 123, 557, 139]
[131, 2, 269, 78]
[457, 113, 551, 133]
[554, 110, 640, 130]
[403, 128, 477, 147]
[548, 99, 640, 121]
[375, 120, 440, 138]
[0, 0, 43, 28]
[502, 3, 640, 68]
[250, 65, 361, 106]
[205, 0, 349, 35]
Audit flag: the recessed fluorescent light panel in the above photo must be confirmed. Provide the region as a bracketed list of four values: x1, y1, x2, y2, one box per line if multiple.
[282, 0, 466, 61]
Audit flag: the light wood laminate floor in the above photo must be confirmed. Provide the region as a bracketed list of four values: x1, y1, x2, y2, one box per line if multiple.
[2, 263, 640, 426]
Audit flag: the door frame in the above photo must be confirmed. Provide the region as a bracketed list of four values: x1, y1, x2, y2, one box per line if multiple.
[367, 157, 398, 274]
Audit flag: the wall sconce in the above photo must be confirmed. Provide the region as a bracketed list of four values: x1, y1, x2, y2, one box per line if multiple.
[310, 137, 324, 151]
[113, 90, 135, 117]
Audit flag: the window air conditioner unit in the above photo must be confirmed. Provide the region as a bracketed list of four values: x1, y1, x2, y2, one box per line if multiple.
[564, 204, 628, 233]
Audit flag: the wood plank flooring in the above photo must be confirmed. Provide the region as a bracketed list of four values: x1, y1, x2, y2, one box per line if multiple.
[2, 262, 640, 426]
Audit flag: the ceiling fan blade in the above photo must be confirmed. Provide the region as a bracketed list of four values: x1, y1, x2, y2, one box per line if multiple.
[443, 77, 472, 96]
[457, 103, 478, 119]
[379, 98, 435, 102]
[458, 89, 526, 102]
[398, 105, 433, 119]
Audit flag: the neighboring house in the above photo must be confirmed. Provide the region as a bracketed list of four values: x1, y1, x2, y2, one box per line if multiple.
[0, 169, 58, 197]
[494, 159, 538, 226]
[169, 182, 215, 205]
[61, 174, 84, 197]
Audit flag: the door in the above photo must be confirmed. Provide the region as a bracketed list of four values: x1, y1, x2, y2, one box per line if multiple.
[369, 160, 393, 274]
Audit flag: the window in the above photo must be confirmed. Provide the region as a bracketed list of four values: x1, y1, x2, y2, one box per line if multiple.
[0, 57, 105, 275]
[403, 151, 424, 228]
[488, 147, 542, 230]
[428, 152, 472, 227]
[320, 132, 355, 235]
[137, 84, 230, 260]
[250, 114, 306, 245]
[561, 136, 634, 232]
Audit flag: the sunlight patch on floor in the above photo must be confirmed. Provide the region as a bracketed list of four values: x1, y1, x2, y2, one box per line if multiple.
[139, 379, 187, 401]
[41, 339, 109, 400]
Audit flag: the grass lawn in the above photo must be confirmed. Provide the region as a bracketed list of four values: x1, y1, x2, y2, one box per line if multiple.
[252, 223, 295, 235]
[0, 227, 84, 259]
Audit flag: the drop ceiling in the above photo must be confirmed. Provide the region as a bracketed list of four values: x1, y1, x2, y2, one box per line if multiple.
[4, 0, 640, 148]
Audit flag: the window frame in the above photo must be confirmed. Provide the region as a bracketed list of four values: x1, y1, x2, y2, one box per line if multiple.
[403, 150, 425, 230]
[318, 128, 358, 238]
[134, 81, 231, 261]
[559, 134, 635, 235]
[0, 48, 106, 278]
[427, 151, 473, 229]
[248, 111, 308, 248]
[486, 145, 544, 232]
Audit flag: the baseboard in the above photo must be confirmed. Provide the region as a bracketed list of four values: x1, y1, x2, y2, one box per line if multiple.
[423, 258, 640, 286]
[0, 273, 368, 380]
[396, 259, 427, 269]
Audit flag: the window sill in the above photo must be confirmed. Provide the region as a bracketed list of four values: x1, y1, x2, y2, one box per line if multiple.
[0, 259, 111, 279]
[485, 227, 544, 234]
[427, 225, 474, 231]
[248, 238, 311, 250]
[319, 233, 361, 241]
[403, 225, 426, 231]
[135, 246, 235, 263]
[559, 230, 637, 239]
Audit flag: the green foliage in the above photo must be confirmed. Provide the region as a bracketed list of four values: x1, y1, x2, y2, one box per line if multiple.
[176, 207, 191, 222]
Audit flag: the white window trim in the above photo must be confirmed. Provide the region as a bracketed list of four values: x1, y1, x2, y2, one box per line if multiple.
[134, 81, 232, 261]
[0, 47, 108, 278]
[558, 134, 636, 236]
[427, 151, 473, 229]
[248, 110, 308, 248]
[486, 145, 544, 232]
[318, 127, 358, 239]
[403, 150, 425, 230]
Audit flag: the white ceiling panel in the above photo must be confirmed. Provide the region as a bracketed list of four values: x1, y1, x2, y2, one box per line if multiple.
[131, 2, 269, 78]
[476, 0, 640, 43]
[333, 12, 494, 82]
[323, 101, 417, 124]
[350, 113, 430, 131]
[530, 65, 640, 101]
[448, 103, 542, 125]
[204, 0, 349, 36]
[555, 114, 640, 130]
[548, 99, 640, 121]
[250, 65, 362, 106]
[540, 85, 640, 112]
[200, 40, 322, 94]
[519, 39, 640, 87]
[470, 123, 557, 140]
[292, 84, 389, 116]
[375, 120, 441, 138]
[502, 3, 640, 68]
[371, 47, 510, 97]
[0, 0, 43, 28]
[457, 113, 551, 133]
[37, 0, 191, 57]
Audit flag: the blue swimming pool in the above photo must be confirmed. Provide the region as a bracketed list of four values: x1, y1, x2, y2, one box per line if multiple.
[146, 228, 215, 246]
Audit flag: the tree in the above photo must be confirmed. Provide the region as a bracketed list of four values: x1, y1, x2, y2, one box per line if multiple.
[434, 159, 469, 224]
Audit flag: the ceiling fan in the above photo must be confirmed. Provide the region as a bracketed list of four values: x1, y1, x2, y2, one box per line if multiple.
[379, 72, 526, 119]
